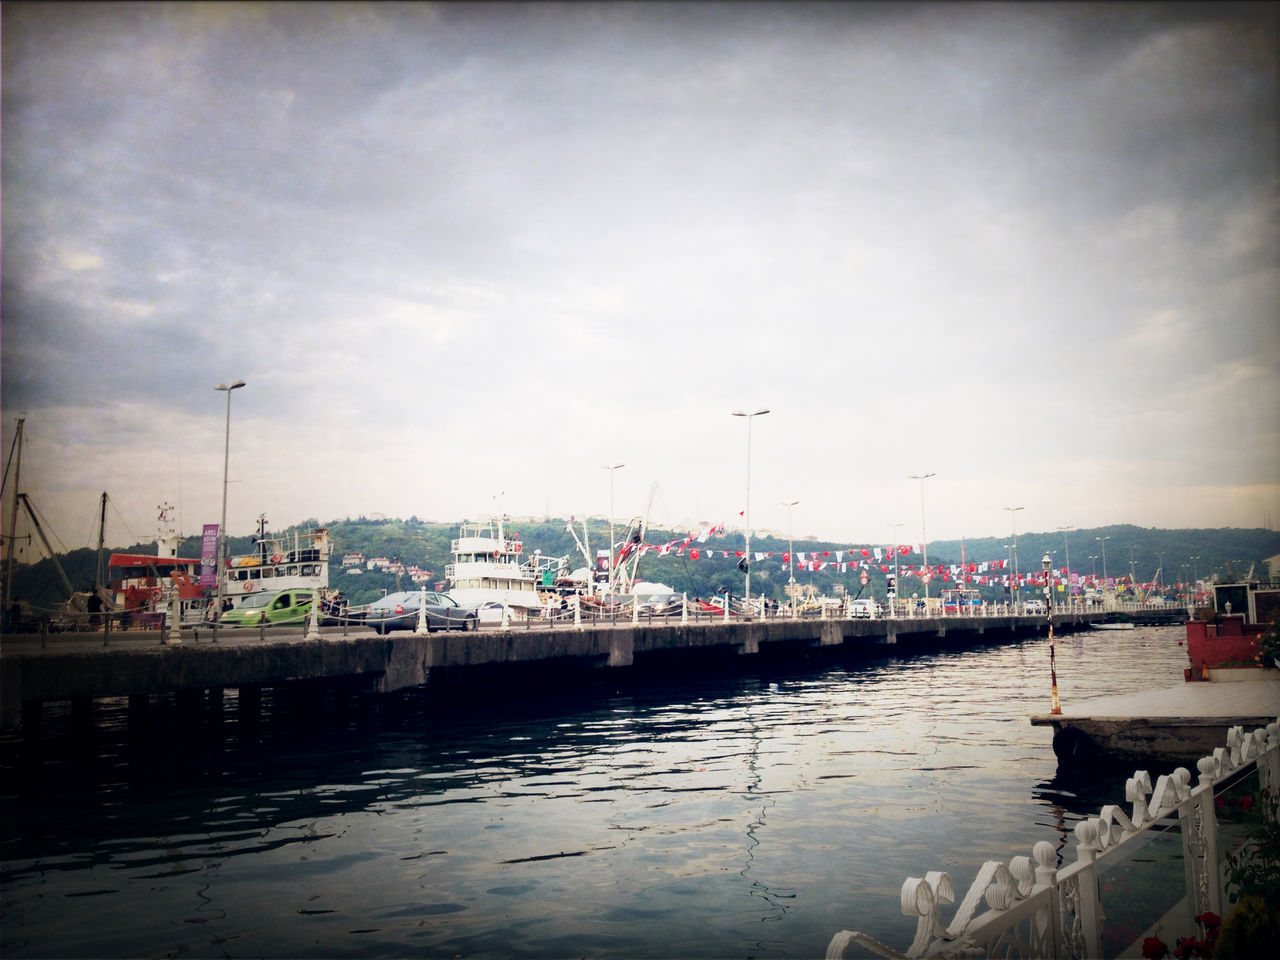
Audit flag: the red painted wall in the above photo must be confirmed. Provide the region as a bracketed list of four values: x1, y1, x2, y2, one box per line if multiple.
[1185, 617, 1267, 671]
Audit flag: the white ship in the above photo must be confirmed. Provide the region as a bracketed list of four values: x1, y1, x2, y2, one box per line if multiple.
[445, 518, 566, 620]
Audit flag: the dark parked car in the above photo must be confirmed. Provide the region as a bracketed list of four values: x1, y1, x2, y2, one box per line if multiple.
[364, 590, 478, 634]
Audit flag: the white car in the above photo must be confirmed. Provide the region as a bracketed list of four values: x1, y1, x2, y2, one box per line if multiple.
[1023, 599, 1047, 615]
[849, 599, 881, 619]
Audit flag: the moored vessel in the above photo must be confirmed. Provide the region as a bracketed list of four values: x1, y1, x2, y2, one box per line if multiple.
[445, 518, 566, 620]
[222, 516, 332, 608]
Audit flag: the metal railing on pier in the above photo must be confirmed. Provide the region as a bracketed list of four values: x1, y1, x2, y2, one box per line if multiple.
[5, 592, 1181, 648]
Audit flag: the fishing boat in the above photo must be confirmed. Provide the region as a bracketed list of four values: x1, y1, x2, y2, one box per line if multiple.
[222, 516, 332, 607]
[445, 518, 566, 620]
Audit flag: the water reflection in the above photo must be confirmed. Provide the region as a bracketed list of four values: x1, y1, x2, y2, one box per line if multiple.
[1, 628, 1192, 958]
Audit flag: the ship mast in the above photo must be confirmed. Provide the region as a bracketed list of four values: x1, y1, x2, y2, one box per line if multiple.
[95, 492, 107, 596]
[3, 417, 25, 608]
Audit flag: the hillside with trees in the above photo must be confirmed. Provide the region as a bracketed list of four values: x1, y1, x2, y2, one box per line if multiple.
[6, 514, 1280, 616]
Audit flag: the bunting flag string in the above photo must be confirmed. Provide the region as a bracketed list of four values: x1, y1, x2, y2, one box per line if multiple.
[627, 529, 1139, 591]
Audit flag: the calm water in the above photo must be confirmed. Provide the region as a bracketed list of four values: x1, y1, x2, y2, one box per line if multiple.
[0, 626, 1192, 959]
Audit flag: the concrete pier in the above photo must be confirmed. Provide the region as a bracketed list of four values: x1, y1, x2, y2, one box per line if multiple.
[2, 611, 1096, 733]
[1031, 673, 1280, 762]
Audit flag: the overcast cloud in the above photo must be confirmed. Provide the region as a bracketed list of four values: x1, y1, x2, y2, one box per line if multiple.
[2, 1, 1276, 550]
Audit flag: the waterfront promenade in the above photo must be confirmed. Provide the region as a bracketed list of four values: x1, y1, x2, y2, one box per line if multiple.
[1, 607, 1112, 732]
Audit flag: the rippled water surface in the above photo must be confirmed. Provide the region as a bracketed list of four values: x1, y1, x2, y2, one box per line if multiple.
[0, 627, 1192, 958]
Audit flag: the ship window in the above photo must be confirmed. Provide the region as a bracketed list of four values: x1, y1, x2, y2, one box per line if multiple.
[287, 565, 298, 576]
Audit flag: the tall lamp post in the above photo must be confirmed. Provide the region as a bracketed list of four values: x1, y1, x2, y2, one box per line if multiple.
[732, 408, 770, 615]
[1003, 543, 1014, 609]
[1004, 506, 1024, 608]
[1096, 536, 1111, 581]
[1057, 525, 1073, 606]
[889, 521, 904, 618]
[782, 499, 799, 615]
[603, 463, 625, 591]
[907, 473, 935, 602]
[214, 380, 246, 623]
[1043, 553, 1060, 714]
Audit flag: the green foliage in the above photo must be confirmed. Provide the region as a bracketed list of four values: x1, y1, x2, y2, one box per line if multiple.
[1214, 895, 1280, 959]
[1223, 789, 1280, 907]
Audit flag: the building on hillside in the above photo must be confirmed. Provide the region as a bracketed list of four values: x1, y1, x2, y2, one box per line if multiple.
[1265, 553, 1280, 585]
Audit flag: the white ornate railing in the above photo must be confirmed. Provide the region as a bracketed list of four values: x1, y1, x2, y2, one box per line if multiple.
[827, 720, 1280, 959]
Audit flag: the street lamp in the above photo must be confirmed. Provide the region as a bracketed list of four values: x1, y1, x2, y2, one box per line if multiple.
[1004, 506, 1024, 608]
[1095, 536, 1110, 581]
[603, 463, 624, 591]
[907, 473, 935, 602]
[732, 408, 770, 614]
[1003, 543, 1013, 608]
[782, 500, 799, 615]
[1057, 525, 1073, 604]
[889, 521, 904, 617]
[214, 380, 246, 625]
[1043, 552, 1060, 714]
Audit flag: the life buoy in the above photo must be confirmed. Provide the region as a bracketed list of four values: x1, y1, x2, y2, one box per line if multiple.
[243, 581, 254, 592]
[150, 588, 163, 601]
[271, 553, 283, 564]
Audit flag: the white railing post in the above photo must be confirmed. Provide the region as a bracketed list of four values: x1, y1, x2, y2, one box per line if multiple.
[1188, 757, 1224, 918]
[681, 592, 688, 626]
[305, 589, 322, 640]
[1071, 820, 1104, 959]
[414, 586, 429, 635]
[169, 594, 183, 644]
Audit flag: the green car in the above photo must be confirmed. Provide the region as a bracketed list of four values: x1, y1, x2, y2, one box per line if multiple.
[220, 588, 315, 627]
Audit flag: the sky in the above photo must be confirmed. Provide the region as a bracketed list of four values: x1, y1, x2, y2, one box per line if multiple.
[2, 1, 1277, 553]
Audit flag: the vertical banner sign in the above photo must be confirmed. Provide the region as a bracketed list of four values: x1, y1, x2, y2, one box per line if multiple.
[200, 523, 219, 586]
